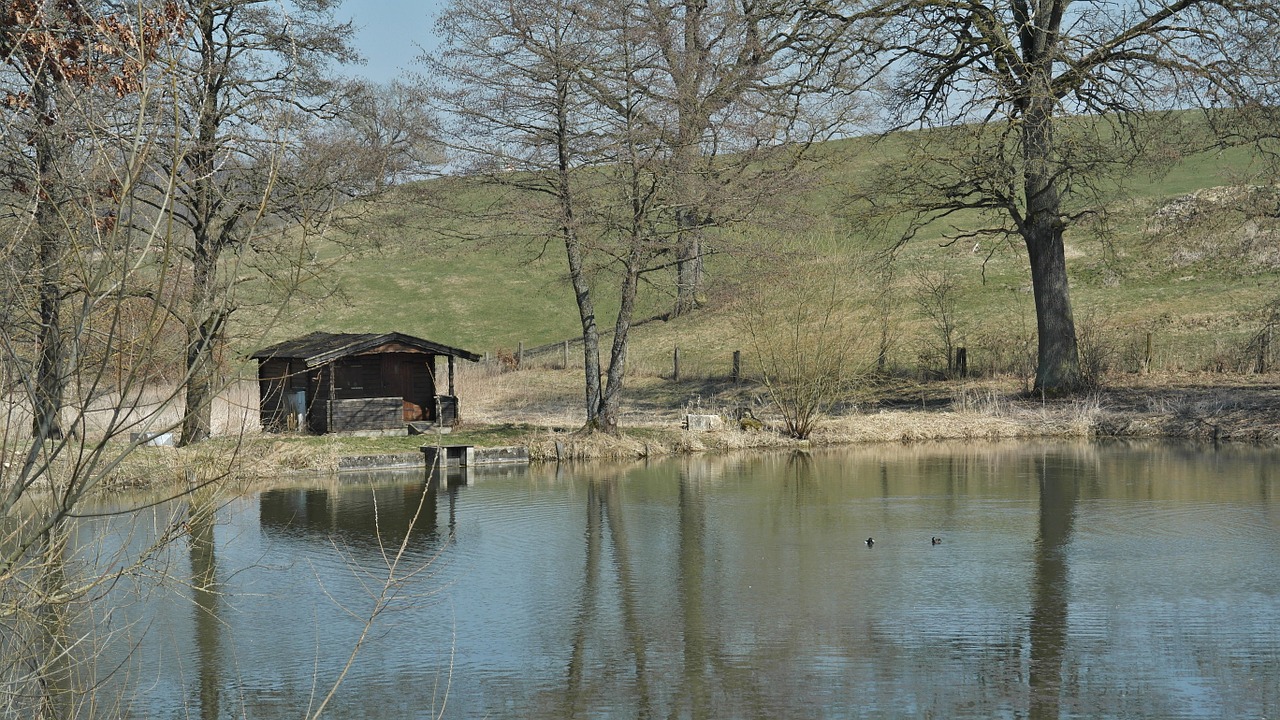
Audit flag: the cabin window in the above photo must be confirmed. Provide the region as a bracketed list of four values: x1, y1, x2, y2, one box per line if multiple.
[342, 364, 365, 391]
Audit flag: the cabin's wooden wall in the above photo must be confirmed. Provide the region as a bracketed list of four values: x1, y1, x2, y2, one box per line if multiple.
[258, 347, 454, 433]
[310, 366, 333, 433]
[334, 360, 383, 399]
[259, 359, 301, 431]
[327, 397, 403, 432]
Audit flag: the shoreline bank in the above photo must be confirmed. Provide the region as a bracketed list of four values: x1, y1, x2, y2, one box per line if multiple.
[72, 374, 1280, 489]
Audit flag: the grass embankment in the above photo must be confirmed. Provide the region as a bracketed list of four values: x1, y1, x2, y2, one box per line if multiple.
[100, 365, 1280, 488]
[176, 120, 1280, 479]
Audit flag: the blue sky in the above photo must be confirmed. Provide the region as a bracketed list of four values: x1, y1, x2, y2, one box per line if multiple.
[344, 0, 446, 82]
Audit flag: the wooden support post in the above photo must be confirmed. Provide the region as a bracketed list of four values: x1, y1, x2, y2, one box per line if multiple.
[562, 340, 569, 369]
[732, 350, 741, 382]
[326, 366, 335, 433]
[448, 355, 456, 395]
[673, 347, 681, 382]
[1144, 332, 1153, 374]
[517, 341, 524, 370]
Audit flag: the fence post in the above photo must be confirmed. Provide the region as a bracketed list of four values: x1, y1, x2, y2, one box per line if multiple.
[517, 341, 524, 370]
[1144, 331, 1153, 374]
[732, 350, 741, 382]
[562, 340, 569, 369]
[673, 347, 681, 382]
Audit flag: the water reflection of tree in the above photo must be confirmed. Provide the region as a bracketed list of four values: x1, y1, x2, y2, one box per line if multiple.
[565, 474, 654, 717]
[676, 461, 707, 718]
[562, 457, 782, 718]
[188, 497, 221, 720]
[36, 530, 73, 719]
[565, 479, 600, 716]
[1029, 451, 1081, 720]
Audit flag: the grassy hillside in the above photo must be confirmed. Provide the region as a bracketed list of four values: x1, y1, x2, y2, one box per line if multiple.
[234, 128, 1279, 385]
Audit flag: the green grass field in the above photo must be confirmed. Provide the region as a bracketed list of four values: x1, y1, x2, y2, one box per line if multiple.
[235, 125, 1280, 384]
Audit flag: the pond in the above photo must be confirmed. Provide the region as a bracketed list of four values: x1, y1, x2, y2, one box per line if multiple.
[74, 441, 1280, 718]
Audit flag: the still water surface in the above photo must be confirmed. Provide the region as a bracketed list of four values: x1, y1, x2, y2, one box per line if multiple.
[81, 441, 1280, 718]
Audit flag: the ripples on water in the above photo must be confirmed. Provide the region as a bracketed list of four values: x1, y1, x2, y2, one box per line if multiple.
[75, 441, 1280, 719]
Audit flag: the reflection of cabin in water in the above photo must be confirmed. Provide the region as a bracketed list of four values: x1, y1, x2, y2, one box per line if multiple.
[252, 331, 481, 434]
[259, 486, 442, 547]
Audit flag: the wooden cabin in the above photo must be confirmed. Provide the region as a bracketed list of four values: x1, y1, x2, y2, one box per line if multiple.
[251, 331, 481, 434]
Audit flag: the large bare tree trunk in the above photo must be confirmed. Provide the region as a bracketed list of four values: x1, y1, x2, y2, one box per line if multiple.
[833, 0, 1280, 396]
[596, 261, 641, 435]
[181, 277, 221, 446]
[670, 7, 708, 318]
[674, 234, 702, 316]
[1020, 24, 1081, 394]
[555, 78, 604, 428]
[171, 0, 352, 445]
[180, 1, 225, 447]
[179, 271, 221, 451]
[673, 139, 703, 318]
[31, 75, 64, 442]
[1025, 224, 1080, 393]
[565, 231, 604, 427]
[1023, 108, 1081, 393]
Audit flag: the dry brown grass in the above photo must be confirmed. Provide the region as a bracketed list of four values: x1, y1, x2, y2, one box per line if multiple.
[0, 379, 261, 441]
[56, 363, 1280, 490]
[460, 361, 1280, 458]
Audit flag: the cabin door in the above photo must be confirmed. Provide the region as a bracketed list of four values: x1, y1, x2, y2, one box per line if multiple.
[384, 354, 432, 421]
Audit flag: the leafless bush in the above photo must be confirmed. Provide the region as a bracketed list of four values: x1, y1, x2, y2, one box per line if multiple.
[968, 315, 1038, 388]
[911, 268, 963, 376]
[1076, 312, 1122, 390]
[736, 240, 870, 439]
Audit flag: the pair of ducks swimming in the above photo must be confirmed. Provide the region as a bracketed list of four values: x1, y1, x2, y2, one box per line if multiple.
[864, 537, 943, 547]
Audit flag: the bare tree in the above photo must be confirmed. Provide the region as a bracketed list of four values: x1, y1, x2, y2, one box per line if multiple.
[0, 5, 437, 714]
[0, 4, 232, 714]
[327, 79, 442, 195]
[912, 267, 961, 376]
[816, 0, 1280, 393]
[736, 238, 866, 439]
[1, 0, 181, 441]
[624, 0, 844, 316]
[427, 0, 853, 432]
[641, 0, 791, 315]
[156, 0, 356, 446]
[427, 0, 613, 429]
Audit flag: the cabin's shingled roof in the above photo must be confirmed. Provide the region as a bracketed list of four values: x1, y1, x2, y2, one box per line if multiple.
[250, 331, 481, 367]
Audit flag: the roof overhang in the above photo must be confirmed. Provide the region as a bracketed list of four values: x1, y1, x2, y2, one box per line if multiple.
[251, 331, 482, 367]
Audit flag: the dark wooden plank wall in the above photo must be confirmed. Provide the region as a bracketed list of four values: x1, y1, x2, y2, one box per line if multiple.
[310, 365, 333, 433]
[259, 359, 292, 430]
[409, 358, 436, 412]
[328, 397, 403, 432]
[260, 350, 449, 433]
[334, 360, 383, 399]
